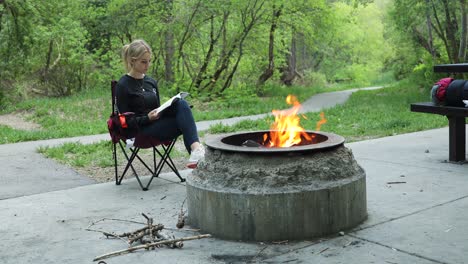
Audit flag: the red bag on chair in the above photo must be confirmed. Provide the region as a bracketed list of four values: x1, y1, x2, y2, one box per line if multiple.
[107, 112, 138, 143]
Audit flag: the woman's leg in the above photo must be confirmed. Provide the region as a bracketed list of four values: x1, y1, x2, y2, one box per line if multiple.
[171, 100, 200, 152]
[141, 99, 199, 153]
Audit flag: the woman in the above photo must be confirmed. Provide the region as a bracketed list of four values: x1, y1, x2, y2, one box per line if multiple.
[116, 39, 204, 168]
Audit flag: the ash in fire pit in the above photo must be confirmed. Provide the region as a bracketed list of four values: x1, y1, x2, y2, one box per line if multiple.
[187, 130, 367, 241]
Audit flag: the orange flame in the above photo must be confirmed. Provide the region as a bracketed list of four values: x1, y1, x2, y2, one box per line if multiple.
[316, 112, 327, 131]
[263, 95, 327, 148]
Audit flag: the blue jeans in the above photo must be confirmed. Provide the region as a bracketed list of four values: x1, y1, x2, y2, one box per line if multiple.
[140, 99, 199, 153]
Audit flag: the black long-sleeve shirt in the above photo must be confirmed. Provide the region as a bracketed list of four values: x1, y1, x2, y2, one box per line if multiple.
[116, 74, 161, 128]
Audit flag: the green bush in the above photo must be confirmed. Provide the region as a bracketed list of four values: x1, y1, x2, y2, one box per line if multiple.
[301, 71, 328, 87]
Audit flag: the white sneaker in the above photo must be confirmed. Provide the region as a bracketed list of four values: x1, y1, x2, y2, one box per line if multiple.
[125, 138, 135, 149]
[187, 145, 205, 168]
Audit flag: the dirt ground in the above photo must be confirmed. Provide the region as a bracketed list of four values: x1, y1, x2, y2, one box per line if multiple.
[0, 112, 43, 130]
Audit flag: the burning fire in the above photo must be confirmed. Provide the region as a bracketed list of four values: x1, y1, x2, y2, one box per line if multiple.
[263, 95, 327, 148]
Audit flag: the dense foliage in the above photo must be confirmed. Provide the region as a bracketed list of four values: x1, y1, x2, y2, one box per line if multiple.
[388, 0, 468, 82]
[1, 0, 466, 107]
[0, 0, 395, 107]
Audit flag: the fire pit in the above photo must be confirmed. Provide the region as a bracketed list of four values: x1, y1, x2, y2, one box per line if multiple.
[186, 130, 367, 241]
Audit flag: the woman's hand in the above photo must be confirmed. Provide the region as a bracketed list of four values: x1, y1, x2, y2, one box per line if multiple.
[148, 109, 160, 121]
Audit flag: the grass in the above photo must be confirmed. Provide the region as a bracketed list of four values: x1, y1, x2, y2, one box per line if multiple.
[315, 83, 447, 141]
[36, 79, 450, 170]
[2, 72, 450, 171]
[21, 81, 328, 169]
[206, 80, 448, 141]
[0, 88, 110, 143]
[190, 84, 333, 120]
[38, 141, 115, 168]
[0, 82, 333, 144]
[2, 79, 366, 145]
[37, 139, 188, 170]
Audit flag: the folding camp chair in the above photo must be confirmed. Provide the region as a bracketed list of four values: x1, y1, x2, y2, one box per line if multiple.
[108, 80, 185, 191]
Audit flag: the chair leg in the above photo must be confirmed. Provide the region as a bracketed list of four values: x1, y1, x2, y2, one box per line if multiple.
[114, 138, 185, 191]
[144, 144, 171, 189]
[124, 147, 149, 191]
[165, 156, 185, 182]
[116, 142, 141, 186]
[117, 143, 165, 191]
[144, 140, 185, 189]
[134, 150, 155, 175]
[159, 142, 185, 182]
[113, 143, 119, 185]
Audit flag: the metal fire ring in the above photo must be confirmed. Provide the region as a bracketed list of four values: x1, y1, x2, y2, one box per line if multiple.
[205, 130, 345, 153]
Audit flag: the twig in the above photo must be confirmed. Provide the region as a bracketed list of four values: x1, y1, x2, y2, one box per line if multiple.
[164, 227, 200, 232]
[87, 219, 164, 246]
[271, 240, 289, 244]
[128, 231, 146, 245]
[177, 198, 187, 229]
[128, 224, 164, 244]
[119, 225, 149, 238]
[250, 245, 268, 263]
[142, 213, 156, 243]
[91, 218, 146, 226]
[386, 181, 406, 184]
[283, 259, 299, 263]
[93, 234, 212, 262]
[120, 223, 162, 237]
[85, 228, 130, 246]
[157, 231, 184, 248]
[318, 247, 329, 254]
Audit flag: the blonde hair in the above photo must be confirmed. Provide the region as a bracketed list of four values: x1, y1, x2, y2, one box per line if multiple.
[122, 39, 152, 72]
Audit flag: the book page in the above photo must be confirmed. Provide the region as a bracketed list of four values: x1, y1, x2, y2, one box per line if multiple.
[155, 92, 189, 113]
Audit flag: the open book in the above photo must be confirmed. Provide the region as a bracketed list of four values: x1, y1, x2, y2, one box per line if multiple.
[155, 92, 190, 113]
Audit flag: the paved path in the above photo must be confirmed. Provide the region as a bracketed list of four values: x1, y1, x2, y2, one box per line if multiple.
[2, 86, 468, 263]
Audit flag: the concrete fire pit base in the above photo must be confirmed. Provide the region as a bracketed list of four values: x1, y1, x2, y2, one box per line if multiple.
[187, 132, 367, 242]
[187, 177, 366, 241]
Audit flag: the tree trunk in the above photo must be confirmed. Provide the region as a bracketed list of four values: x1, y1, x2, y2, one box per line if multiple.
[177, 0, 202, 82]
[203, 0, 265, 92]
[193, 13, 227, 90]
[412, 27, 441, 58]
[164, 0, 175, 83]
[257, 5, 282, 87]
[42, 39, 53, 81]
[220, 44, 243, 94]
[311, 51, 324, 70]
[441, 0, 459, 62]
[430, 0, 452, 62]
[425, 0, 435, 58]
[0, 1, 4, 34]
[459, 0, 467, 61]
[164, 31, 175, 83]
[280, 32, 298, 86]
[218, 18, 228, 70]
